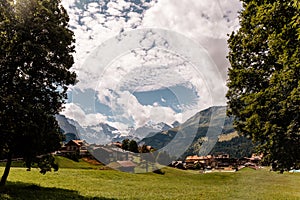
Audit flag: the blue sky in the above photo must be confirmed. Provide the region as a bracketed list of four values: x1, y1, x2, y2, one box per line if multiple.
[68, 84, 199, 126]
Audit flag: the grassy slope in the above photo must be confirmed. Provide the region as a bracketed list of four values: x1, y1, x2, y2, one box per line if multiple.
[0, 156, 104, 170]
[54, 156, 104, 169]
[0, 166, 300, 200]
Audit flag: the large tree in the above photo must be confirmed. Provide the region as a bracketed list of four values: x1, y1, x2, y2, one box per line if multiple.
[227, 0, 300, 172]
[0, 0, 76, 186]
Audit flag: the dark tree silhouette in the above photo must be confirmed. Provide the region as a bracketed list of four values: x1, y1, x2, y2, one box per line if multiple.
[0, 0, 76, 186]
[121, 139, 130, 151]
[128, 140, 139, 153]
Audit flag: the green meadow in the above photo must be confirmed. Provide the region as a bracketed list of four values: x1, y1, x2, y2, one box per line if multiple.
[0, 157, 300, 200]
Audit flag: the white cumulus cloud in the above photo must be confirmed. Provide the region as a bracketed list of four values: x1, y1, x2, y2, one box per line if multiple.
[60, 0, 242, 130]
[61, 103, 107, 127]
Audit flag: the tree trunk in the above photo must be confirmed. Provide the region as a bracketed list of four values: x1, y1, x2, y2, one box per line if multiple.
[0, 152, 13, 187]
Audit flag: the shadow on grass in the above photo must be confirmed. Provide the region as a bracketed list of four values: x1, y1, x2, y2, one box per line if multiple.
[0, 182, 116, 200]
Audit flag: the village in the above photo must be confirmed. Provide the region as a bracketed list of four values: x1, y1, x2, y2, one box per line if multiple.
[56, 139, 263, 173]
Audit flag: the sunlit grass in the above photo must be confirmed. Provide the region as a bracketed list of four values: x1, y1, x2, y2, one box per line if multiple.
[0, 157, 300, 200]
[1, 163, 300, 199]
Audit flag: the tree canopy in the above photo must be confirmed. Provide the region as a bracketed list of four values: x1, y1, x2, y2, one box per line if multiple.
[227, 0, 300, 172]
[0, 0, 76, 185]
[121, 139, 139, 153]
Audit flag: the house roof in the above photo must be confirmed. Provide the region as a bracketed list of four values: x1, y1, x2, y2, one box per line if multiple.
[112, 142, 122, 148]
[67, 140, 84, 147]
[186, 155, 201, 160]
[146, 146, 154, 151]
[117, 160, 136, 168]
[186, 155, 215, 161]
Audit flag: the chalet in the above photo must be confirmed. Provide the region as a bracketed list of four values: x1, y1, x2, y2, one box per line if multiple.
[215, 154, 230, 159]
[116, 160, 136, 173]
[241, 154, 263, 169]
[60, 140, 89, 156]
[170, 161, 185, 169]
[66, 140, 83, 151]
[146, 145, 155, 152]
[92, 146, 129, 164]
[185, 154, 239, 170]
[185, 155, 215, 169]
[112, 142, 122, 148]
[216, 154, 240, 170]
[185, 155, 201, 164]
[249, 153, 263, 164]
[106, 160, 137, 172]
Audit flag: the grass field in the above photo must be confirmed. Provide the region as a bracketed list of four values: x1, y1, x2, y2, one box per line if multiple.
[0, 158, 300, 200]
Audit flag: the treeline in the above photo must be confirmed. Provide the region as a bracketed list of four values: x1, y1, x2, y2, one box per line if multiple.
[210, 136, 254, 158]
[119, 139, 174, 166]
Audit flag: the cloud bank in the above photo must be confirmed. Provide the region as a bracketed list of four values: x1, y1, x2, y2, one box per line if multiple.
[60, 0, 242, 130]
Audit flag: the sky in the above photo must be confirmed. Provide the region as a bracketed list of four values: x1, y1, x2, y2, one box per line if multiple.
[60, 0, 242, 131]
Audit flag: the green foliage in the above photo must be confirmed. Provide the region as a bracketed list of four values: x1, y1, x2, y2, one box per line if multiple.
[121, 139, 129, 151]
[227, 0, 300, 171]
[122, 139, 139, 153]
[139, 144, 150, 153]
[0, 156, 104, 170]
[54, 156, 103, 169]
[0, 0, 76, 185]
[210, 136, 254, 158]
[128, 140, 139, 153]
[36, 155, 58, 174]
[64, 152, 80, 162]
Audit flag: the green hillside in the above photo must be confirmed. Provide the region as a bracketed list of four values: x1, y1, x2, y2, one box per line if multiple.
[54, 156, 104, 169]
[0, 156, 104, 170]
[141, 106, 254, 159]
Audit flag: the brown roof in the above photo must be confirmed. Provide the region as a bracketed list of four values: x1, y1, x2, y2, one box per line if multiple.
[146, 146, 154, 151]
[186, 155, 201, 160]
[67, 140, 84, 147]
[186, 155, 214, 161]
[117, 160, 136, 168]
[112, 142, 122, 148]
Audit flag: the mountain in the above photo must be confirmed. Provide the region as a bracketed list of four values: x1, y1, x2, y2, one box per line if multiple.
[55, 115, 80, 142]
[55, 115, 115, 144]
[57, 106, 253, 158]
[59, 117, 125, 145]
[133, 121, 173, 139]
[55, 115, 174, 145]
[141, 106, 254, 159]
